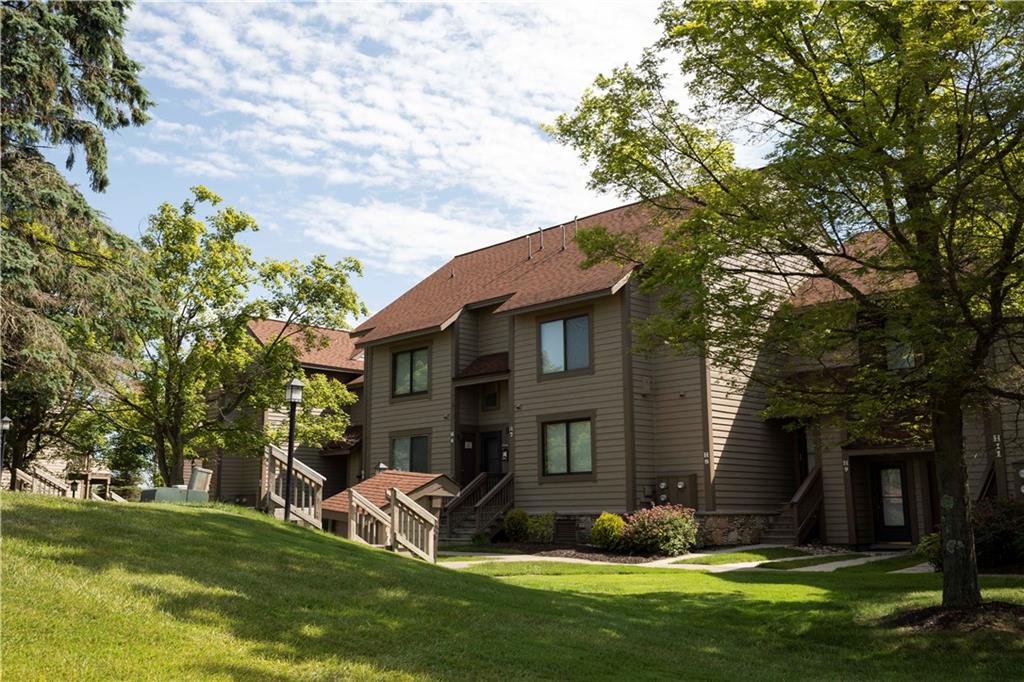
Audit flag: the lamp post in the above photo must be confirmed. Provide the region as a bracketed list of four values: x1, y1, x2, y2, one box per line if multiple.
[1, 416, 10, 469]
[283, 378, 304, 522]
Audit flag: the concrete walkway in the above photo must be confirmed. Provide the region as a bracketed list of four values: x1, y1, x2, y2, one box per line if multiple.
[440, 544, 913, 573]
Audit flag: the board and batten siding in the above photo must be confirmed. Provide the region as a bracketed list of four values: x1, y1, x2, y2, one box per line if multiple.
[510, 294, 628, 515]
[366, 330, 454, 477]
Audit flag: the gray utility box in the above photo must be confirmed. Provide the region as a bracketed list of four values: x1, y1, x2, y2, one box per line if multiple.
[139, 486, 209, 504]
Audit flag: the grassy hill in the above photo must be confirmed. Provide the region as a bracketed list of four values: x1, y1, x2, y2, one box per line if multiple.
[2, 494, 1022, 681]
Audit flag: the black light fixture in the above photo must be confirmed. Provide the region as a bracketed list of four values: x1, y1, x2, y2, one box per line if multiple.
[283, 378, 304, 522]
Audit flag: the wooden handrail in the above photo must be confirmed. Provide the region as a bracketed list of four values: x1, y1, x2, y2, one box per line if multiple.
[788, 464, 822, 505]
[265, 444, 326, 484]
[789, 465, 823, 544]
[30, 466, 70, 491]
[351, 489, 389, 525]
[443, 472, 487, 536]
[261, 445, 324, 529]
[475, 472, 513, 509]
[389, 488, 438, 563]
[474, 472, 514, 534]
[109, 491, 128, 503]
[349, 489, 391, 547]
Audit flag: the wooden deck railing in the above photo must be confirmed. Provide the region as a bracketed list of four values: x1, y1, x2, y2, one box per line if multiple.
[475, 472, 514, 534]
[389, 488, 438, 562]
[261, 444, 325, 529]
[442, 472, 487, 537]
[15, 467, 71, 497]
[349, 489, 391, 546]
[348, 487, 439, 562]
[788, 464, 823, 544]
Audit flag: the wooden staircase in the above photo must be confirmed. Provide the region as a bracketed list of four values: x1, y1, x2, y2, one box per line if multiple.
[762, 465, 823, 545]
[439, 472, 514, 543]
[260, 444, 325, 529]
[348, 487, 439, 562]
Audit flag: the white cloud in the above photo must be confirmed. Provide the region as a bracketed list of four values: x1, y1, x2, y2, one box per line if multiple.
[124, 2, 673, 276]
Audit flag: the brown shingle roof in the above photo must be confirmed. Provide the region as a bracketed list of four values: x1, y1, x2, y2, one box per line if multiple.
[790, 231, 918, 307]
[321, 470, 451, 512]
[455, 352, 509, 379]
[247, 319, 364, 372]
[352, 201, 669, 345]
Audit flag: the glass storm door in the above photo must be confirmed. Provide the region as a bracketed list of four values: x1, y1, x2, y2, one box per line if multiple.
[871, 463, 911, 542]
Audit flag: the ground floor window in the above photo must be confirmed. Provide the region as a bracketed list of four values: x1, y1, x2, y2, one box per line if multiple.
[392, 435, 429, 472]
[543, 418, 592, 475]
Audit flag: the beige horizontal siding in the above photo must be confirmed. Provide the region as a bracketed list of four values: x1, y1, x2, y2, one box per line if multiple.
[366, 330, 454, 477]
[511, 294, 628, 515]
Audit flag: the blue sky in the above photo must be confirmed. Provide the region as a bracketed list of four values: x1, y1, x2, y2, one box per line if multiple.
[61, 2, 765, 320]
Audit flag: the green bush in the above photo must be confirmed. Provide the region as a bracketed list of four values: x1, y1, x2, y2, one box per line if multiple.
[973, 498, 1024, 569]
[528, 513, 555, 543]
[503, 508, 529, 542]
[915, 499, 1024, 572]
[916, 532, 942, 571]
[621, 505, 697, 556]
[590, 512, 625, 551]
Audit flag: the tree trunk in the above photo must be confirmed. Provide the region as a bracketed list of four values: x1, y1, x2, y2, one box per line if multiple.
[6, 433, 30, 491]
[932, 394, 982, 608]
[168, 431, 186, 486]
[154, 437, 171, 488]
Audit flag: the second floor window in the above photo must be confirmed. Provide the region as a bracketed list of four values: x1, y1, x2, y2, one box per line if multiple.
[392, 435, 429, 472]
[885, 321, 916, 370]
[540, 314, 590, 374]
[481, 381, 499, 411]
[393, 347, 429, 396]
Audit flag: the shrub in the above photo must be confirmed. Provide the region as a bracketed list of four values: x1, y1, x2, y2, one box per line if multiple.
[916, 532, 942, 571]
[590, 512, 625, 551]
[973, 498, 1024, 570]
[503, 508, 529, 542]
[527, 513, 555, 543]
[621, 505, 697, 556]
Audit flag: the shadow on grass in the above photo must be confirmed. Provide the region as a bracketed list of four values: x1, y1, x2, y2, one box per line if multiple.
[4, 495, 1022, 681]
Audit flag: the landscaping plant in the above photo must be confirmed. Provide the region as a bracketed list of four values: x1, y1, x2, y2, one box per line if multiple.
[590, 512, 625, 551]
[527, 513, 556, 544]
[620, 505, 697, 556]
[502, 509, 530, 542]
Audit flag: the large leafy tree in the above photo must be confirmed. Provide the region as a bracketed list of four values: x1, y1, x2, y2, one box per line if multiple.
[552, 1, 1023, 608]
[101, 188, 366, 485]
[1, 0, 154, 485]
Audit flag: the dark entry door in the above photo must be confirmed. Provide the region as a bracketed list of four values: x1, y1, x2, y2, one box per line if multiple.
[871, 462, 912, 542]
[479, 431, 504, 487]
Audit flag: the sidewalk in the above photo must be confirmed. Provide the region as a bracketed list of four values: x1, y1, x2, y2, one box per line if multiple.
[440, 544, 912, 573]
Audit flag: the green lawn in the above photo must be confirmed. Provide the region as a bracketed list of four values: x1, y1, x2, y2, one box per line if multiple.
[674, 547, 809, 565]
[3, 494, 1023, 681]
[761, 553, 867, 570]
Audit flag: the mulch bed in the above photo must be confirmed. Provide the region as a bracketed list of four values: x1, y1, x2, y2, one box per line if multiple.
[882, 601, 1024, 633]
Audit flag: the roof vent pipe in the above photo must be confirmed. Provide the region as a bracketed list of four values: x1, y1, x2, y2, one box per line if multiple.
[538, 227, 543, 251]
[560, 224, 566, 250]
[527, 233, 533, 260]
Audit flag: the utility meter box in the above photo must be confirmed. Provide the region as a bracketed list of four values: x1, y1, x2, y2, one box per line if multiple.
[653, 474, 698, 507]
